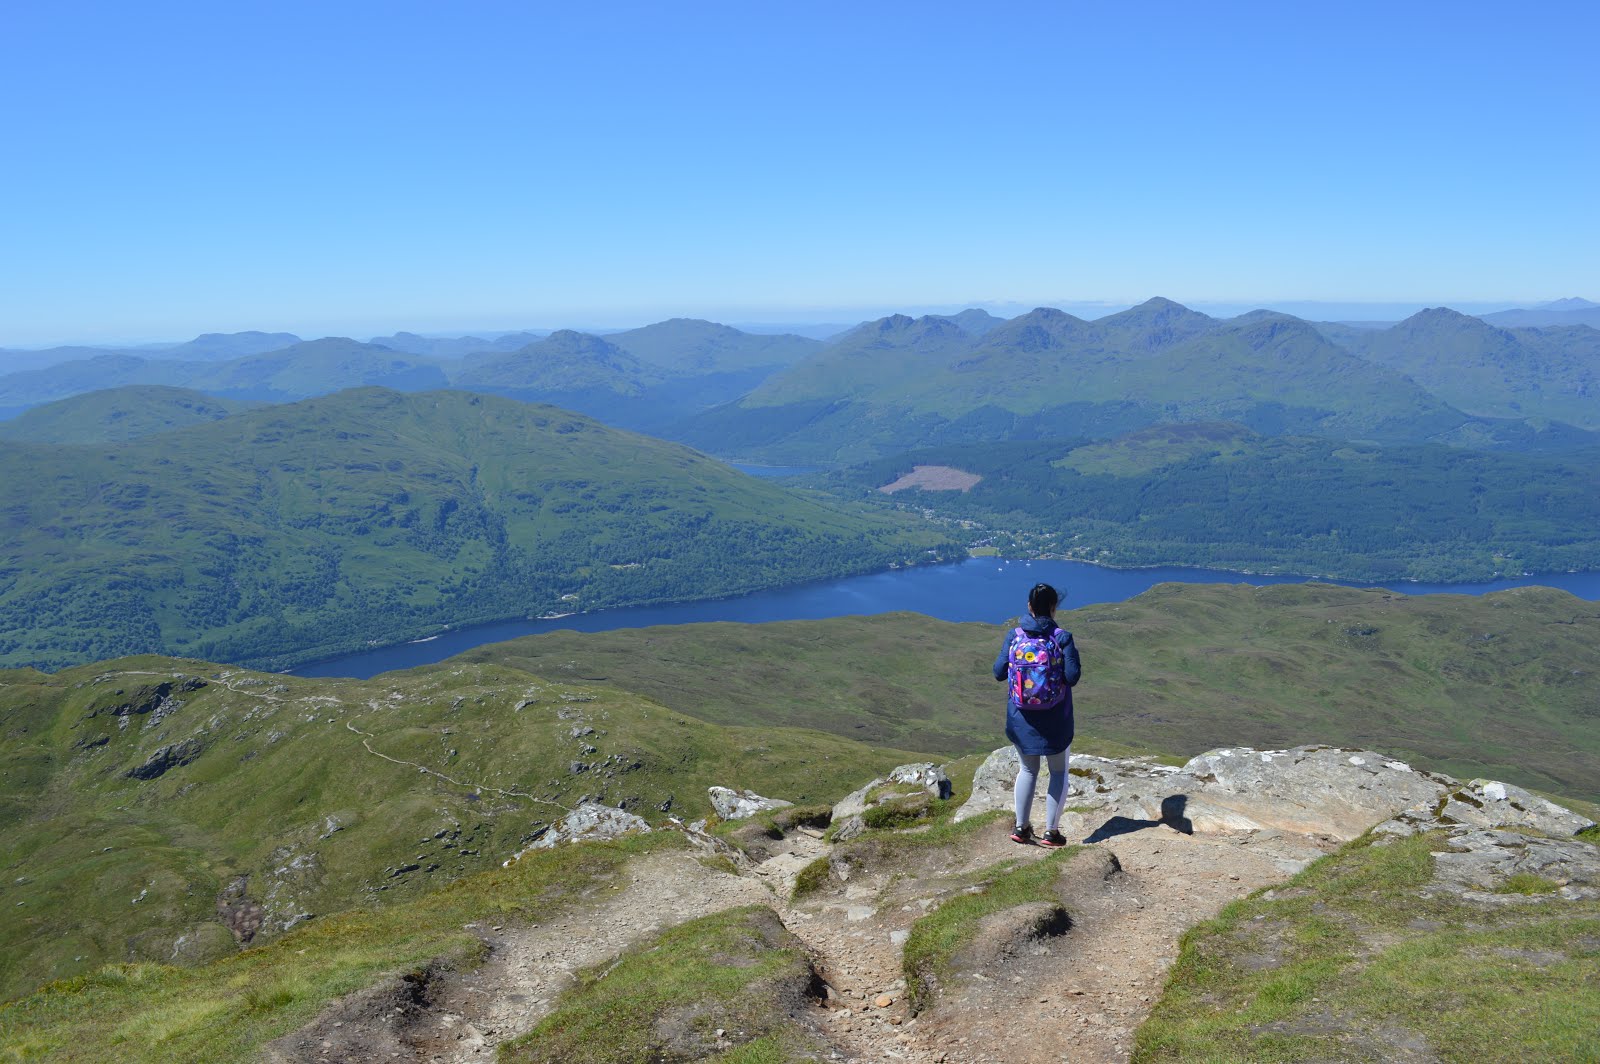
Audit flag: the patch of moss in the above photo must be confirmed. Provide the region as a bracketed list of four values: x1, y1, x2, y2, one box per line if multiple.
[499, 905, 824, 1063]
[902, 847, 1082, 1013]
[861, 793, 933, 831]
[1496, 872, 1561, 895]
[790, 857, 832, 902]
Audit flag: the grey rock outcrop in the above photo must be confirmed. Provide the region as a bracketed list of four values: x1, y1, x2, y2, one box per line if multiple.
[1367, 775, 1597, 841]
[955, 744, 1595, 845]
[833, 761, 953, 821]
[708, 786, 793, 821]
[126, 738, 205, 780]
[1427, 827, 1600, 901]
[509, 802, 652, 860]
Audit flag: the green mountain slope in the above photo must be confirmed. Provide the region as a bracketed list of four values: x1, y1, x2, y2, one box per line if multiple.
[464, 584, 1600, 803]
[0, 386, 254, 444]
[0, 388, 954, 670]
[452, 330, 663, 396]
[452, 323, 817, 433]
[1346, 308, 1600, 429]
[2, 585, 1596, 1027]
[810, 426, 1600, 581]
[678, 300, 1528, 463]
[604, 318, 821, 373]
[0, 654, 924, 1001]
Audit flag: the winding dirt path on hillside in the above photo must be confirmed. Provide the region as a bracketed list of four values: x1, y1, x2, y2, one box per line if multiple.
[271, 809, 1333, 1063]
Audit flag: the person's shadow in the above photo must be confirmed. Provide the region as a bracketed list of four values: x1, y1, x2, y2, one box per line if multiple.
[1083, 795, 1195, 843]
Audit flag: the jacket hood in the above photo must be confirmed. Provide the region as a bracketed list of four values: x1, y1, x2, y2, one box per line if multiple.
[1019, 612, 1059, 634]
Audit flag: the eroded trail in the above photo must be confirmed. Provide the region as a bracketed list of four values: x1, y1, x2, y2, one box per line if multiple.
[427, 850, 774, 1060]
[271, 791, 1334, 1063]
[779, 809, 1331, 1064]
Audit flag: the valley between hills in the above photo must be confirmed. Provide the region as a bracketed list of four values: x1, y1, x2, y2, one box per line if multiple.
[2, 298, 1599, 1061]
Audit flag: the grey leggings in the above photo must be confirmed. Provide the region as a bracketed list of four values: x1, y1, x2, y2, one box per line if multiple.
[1015, 749, 1069, 832]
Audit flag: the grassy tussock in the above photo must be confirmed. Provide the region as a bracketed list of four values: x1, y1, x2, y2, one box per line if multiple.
[499, 905, 822, 1063]
[902, 846, 1081, 1013]
[1132, 832, 1600, 1063]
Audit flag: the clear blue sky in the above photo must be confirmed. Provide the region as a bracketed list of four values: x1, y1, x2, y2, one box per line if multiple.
[2, 1, 1595, 344]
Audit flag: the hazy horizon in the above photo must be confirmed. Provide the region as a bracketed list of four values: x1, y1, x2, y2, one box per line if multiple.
[3, 2, 1594, 347]
[5, 296, 1591, 351]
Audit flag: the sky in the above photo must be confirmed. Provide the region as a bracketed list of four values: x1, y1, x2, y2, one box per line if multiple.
[2, 1, 1596, 345]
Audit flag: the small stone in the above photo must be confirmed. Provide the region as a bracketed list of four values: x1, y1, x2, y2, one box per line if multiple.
[875, 994, 894, 1008]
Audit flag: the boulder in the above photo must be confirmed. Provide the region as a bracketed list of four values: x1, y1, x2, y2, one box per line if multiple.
[888, 762, 953, 800]
[523, 802, 651, 853]
[708, 786, 792, 821]
[837, 762, 954, 821]
[1436, 779, 1595, 837]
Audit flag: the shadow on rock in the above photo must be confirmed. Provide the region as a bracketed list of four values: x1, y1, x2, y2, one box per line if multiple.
[1084, 795, 1195, 843]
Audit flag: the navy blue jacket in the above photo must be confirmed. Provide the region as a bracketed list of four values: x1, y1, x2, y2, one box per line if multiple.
[994, 612, 1080, 755]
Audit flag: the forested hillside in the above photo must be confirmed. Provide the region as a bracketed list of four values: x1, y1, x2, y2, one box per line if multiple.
[808, 424, 1600, 581]
[0, 388, 954, 670]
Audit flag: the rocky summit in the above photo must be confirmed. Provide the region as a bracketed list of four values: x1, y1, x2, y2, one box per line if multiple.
[241, 745, 1596, 1064]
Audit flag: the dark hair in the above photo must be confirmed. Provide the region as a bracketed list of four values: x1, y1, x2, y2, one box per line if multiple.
[1028, 582, 1059, 617]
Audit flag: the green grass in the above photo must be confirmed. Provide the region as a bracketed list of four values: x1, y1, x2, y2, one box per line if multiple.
[1496, 872, 1561, 895]
[468, 587, 1600, 803]
[0, 656, 931, 1003]
[0, 832, 678, 1063]
[1132, 832, 1600, 1063]
[498, 905, 823, 1063]
[902, 846, 1082, 1013]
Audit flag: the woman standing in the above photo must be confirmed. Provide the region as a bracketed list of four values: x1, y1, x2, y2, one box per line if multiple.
[992, 582, 1081, 846]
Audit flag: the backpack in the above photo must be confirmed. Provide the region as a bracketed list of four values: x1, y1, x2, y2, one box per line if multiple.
[1008, 627, 1067, 709]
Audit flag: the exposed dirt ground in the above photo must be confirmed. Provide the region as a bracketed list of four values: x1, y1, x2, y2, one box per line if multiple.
[269, 799, 1336, 1063]
[877, 465, 983, 494]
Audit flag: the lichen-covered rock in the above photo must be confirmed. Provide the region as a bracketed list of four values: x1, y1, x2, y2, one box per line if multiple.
[1428, 827, 1600, 901]
[888, 762, 953, 800]
[1435, 779, 1595, 836]
[953, 743, 1594, 845]
[708, 786, 793, 821]
[834, 762, 954, 821]
[518, 802, 652, 855]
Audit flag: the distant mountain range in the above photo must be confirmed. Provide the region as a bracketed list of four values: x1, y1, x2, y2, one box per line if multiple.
[1479, 297, 1600, 329]
[2, 300, 1595, 461]
[679, 298, 1600, 462]
[0, 319, 825, 431]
